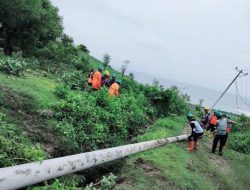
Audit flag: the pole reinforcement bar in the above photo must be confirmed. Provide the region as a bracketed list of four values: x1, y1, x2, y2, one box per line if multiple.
[0, 134, 188, 190]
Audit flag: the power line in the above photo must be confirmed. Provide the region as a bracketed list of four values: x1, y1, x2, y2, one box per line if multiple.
[235, 79, 250, 106]
[235, 80, 239, 109]
[210, 68, 245, 110]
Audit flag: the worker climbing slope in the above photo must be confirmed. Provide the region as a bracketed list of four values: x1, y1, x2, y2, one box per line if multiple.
[102, 70, 110, 87]
[107, 73, 116, 88]
[92, 66, 103, 90]
[109, 79, 122, 96]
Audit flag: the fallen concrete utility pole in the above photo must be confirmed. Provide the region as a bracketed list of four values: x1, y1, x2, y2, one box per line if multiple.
[0, 134, 188, 190]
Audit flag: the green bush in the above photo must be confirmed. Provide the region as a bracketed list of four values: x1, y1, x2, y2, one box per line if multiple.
[73, 55, 91, 72]
[60, 70, 88, 90]
[29, 177, 79, 190]
[0, 52, 29, 76]
[0, 112, 46, 167]
[228, 132, 250, 154]
[54, 84, 70, 99]
[229, 115, 250, 154]
[84, 173, 117, 190]
[142, 85, 188, 117]
[53, 88, 149, 153]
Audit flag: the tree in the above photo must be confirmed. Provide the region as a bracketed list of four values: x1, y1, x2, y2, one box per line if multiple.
[152, 79, 160, 88]
[129, 72, 134, 80]
[37, 34, 77, 73]
[199, 99, 204, 106]
[182, 93, 191, 102]
[103, 53, 111, 70]
[0, 0, 63, 55]
[121, 60, 130, 77]
[78, 44, 89, 53]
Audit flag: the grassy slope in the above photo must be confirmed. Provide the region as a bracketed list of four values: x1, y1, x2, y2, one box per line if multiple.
[0, 73, 57, 108]
[115, 117, 250, 190]
[0, 72, 61, 154]
[1, 70, 249, 189]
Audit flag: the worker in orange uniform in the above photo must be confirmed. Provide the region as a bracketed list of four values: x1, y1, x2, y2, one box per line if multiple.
[108, 79, 122, 96]
[206, 111, 217, 137]
[92, 66, 103, 90]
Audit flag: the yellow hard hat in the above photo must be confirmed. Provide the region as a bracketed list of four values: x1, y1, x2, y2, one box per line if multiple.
[204, 107, 209, 110]
[104, 71, 110, 76]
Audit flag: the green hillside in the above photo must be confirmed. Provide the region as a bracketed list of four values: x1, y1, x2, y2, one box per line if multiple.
[0, 1, 250, 189]
[0, 52, 249, 190]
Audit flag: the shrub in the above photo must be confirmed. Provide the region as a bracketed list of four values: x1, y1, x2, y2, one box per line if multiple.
[229, 115, 250, 154]
[84, 173, 117, 190]
[73, 56, 90, 73]
[0, 52, 29, 76]
[54, 84, 70, 99]
[60, 70, 88, 90]
[142, 85, 188, 117]
[29, 177, 79, 190]
[228, 132, 250, 154]
[0, 112, 46, 167]
[53, 89, 149, 153]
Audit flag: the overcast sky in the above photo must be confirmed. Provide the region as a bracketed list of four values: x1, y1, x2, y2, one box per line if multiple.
[51, 0, 250, 93]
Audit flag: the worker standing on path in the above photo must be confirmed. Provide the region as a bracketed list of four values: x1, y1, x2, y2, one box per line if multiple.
[206, 111, 217, 137]
[108, 79, 122, 96]
[200, 107, 210, 129]
[211, 113, 235, 156]
[187, 113, 204, 152]
[101, 71, 110, 87]
[92, 66, 103, 90]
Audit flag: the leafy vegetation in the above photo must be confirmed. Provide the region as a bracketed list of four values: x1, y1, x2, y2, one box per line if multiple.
[229, 115, 250, 154]
[0, 112, 46, 167]
[0, 0, 62, 55]
[29, 176, 79, 190]
[84, 173, 117, 190]
[60, 70, 88, 90]
[0, 51, 29, 76]
[53, 88, 150, 153]
[0, 0, 249, 189]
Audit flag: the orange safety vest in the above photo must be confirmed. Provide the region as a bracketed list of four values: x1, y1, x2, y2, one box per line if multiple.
[209, 115, 217, 125]
[92, 71, 102, 89]
[108, 82, 119, 96]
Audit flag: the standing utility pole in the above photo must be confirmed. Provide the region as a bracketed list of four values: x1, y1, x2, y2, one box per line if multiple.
[210, 67, 248, 110]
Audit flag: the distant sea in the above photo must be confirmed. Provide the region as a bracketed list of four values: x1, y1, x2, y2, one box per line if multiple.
[133, 71, 250, 116]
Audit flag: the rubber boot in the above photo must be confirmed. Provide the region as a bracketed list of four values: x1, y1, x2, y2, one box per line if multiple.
[187, 141, 194, 152]
[194, 141, 198, 150]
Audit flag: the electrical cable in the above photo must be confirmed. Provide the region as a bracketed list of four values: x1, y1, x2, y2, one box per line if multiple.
[236, 80, 250, 106]
[235, 80, 239, 109]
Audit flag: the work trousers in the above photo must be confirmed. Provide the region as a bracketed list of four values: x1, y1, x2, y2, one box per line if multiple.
[206, 124, 216, 132]
[225, 133, 229, 144]
[188, 132, 203, 142]
[212, 134, 227, 153]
